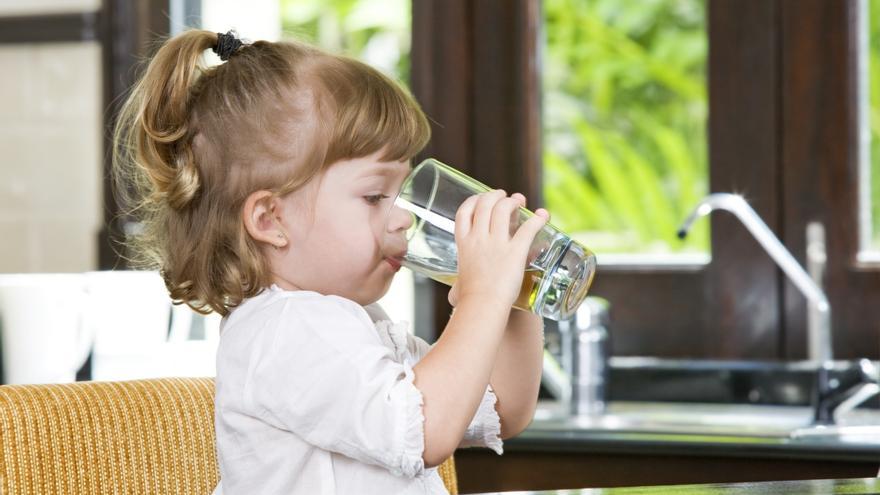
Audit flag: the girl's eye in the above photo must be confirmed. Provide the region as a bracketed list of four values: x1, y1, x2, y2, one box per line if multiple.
[364, 194, 389, 205]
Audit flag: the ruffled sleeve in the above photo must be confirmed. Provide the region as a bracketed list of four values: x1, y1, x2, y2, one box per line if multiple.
[396, 323, 504, 455]
[244, 293, 427, 477]
[458, 385, 504, 454]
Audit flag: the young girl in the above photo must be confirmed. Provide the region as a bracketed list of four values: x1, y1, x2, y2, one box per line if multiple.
[114, 30, 549, 494]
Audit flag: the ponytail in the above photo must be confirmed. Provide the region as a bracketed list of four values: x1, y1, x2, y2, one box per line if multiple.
[115, 30, 217, 211]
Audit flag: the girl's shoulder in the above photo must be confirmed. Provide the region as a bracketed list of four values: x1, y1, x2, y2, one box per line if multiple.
[223, 285, 378, 344]
[230, 285, 364, 319]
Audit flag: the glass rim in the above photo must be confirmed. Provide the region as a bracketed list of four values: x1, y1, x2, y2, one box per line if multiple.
[388, 158, 443, 242]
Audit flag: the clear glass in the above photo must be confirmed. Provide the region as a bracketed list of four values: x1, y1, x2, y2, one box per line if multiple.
[542, 0, 709, 258]
[390, 159, 597, 321]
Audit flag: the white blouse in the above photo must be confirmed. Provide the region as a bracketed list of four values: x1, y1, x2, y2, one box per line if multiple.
[211, 285, 503, 495]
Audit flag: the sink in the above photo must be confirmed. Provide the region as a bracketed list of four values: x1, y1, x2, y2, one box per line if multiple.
[532, 400, 812, 439]
[532, 357, 880, 443]
[602, 357, 879, 406]
[530, 400, 880, 442]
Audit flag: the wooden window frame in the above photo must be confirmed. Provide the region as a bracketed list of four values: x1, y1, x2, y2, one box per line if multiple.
[779, 0, 879, 360]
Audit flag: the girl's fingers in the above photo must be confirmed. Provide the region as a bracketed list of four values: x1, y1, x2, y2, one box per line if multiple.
[490, 196, 524, 238]
[455, 194, 480, 239]
[472, 189, 506, 234]
[511, 212, 550, 258]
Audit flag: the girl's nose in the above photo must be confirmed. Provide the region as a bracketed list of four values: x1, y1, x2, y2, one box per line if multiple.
[387, 204, 414, 232]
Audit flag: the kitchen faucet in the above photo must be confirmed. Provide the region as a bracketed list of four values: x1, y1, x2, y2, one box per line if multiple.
[677, 193, 832, 363]
[678, 193, 880, 424]
[539, 193, 876, 425]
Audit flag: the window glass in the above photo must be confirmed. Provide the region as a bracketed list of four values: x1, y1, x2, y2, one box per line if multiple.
[542, 0, 709, 259]
[865, 0, 880, 252]
[281, 0, 411, 83]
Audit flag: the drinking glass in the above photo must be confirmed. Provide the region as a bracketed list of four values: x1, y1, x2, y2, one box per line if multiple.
[387, 158, 596, 321]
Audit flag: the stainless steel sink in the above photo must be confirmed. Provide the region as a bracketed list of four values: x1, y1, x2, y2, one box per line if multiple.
[532, 401, 810, 438]
[532, 356, 880, 444]
[530, 400, 880, 442]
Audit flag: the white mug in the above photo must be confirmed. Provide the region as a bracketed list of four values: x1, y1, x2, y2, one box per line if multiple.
[0, 273, 94, 384]
[85, 270, 219, 381]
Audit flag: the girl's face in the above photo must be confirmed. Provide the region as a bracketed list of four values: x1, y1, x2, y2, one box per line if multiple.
[270, 151, 413, 305]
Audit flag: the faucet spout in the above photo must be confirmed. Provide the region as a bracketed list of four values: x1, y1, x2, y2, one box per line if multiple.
[677, 193, 832, 363]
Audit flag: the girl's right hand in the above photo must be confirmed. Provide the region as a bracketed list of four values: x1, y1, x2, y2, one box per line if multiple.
[452, 190, 549, 310]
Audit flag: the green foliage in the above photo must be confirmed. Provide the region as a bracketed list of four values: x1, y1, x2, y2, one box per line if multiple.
[543, 0, 709, 253]
[870, 0, 880, 249]
[280, 0, 411, 84]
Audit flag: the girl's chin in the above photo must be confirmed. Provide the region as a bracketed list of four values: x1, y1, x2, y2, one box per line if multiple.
[346, 284, 388, 307]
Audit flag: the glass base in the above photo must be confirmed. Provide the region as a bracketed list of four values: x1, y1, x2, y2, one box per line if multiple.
[532, 240, 597, 320]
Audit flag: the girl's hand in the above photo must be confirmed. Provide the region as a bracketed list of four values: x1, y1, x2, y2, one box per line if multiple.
[450, 190, 549, 310]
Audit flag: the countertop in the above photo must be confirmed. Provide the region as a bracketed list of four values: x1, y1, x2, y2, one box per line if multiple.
[474, 477, 880, 494]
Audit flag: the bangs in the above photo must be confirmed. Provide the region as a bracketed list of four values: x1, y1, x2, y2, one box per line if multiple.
[317, 55, 431, 166]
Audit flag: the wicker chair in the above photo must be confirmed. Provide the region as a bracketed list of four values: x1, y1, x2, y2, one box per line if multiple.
[0, 377, 457, 494]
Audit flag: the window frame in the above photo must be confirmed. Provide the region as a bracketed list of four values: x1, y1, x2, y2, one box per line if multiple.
[778, 0, 880, 360]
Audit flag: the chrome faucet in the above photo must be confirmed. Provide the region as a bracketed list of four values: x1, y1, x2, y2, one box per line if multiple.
[542, 297, 610, 416]
[676, 194, 880, 425]
[677, 193, 833, 364]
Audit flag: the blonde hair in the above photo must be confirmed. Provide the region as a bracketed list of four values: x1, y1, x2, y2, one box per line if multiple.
[113, 30, 431, 315]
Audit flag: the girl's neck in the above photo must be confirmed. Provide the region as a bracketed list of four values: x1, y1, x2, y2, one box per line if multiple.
[270, 274, 302, 292]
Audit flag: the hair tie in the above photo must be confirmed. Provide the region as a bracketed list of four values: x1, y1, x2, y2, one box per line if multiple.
[213, 31, 243, 61]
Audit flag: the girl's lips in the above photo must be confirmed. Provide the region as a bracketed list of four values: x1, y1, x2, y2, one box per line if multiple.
[385, 257, 402, 271]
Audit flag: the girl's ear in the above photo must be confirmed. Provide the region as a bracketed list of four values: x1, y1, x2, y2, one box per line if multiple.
[242, 190, 288, 248]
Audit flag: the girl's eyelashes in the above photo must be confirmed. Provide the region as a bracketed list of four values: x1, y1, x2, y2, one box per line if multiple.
[363, 194, 390, 205]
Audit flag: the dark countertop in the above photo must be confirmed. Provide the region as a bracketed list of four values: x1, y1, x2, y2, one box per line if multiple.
[474, 477, 880, 494]
[508, 427, 880, 463]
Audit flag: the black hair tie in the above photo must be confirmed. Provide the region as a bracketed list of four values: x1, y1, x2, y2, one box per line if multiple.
[213, 31, 243, 61]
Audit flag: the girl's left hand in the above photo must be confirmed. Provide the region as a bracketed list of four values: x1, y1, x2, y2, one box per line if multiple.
[448, 193, 549, 308]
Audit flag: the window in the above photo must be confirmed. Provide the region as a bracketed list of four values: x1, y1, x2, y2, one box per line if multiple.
[281, 0, 411, 83]
[412, 0, 880, 360]
[542, 0, 709, 259]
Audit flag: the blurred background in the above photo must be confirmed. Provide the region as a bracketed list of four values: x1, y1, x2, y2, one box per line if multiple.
[0, 0, 879, 384]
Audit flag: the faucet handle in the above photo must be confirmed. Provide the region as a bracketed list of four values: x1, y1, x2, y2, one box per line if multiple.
[813, 359, 880, 424]
[857, 358, 878, 382]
